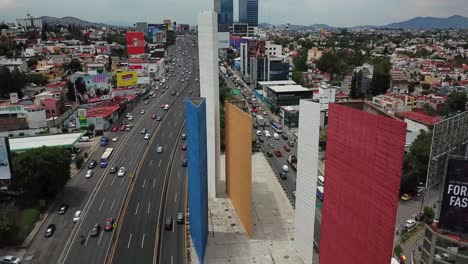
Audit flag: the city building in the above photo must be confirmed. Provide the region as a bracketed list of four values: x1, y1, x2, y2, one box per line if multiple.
[34, 91, 64, 118]
[248, 56, 291, 83]
[313, 85, 336, 111]
[397, 111, 442, 132]
[239, 0, 259, 26]
[353, 63, 374, 95]
[390, 69, 409, 94]
[229, 22, 256, 37]
[264, 85, 313, 114]
[198, 11, 222, 198]
[218, 0, 233, 32]
[421, 225, 468, 264]
[16, 13, 42, 30]
[319, 102, 406, 264]
[0, 100, 47, 132]
[0, 58, 28, 73]
[266, 41, 282, 56]
[135, 22, 148, 35]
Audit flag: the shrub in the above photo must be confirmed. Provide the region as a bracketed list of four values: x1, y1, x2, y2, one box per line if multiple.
[75, 155, 84, 169]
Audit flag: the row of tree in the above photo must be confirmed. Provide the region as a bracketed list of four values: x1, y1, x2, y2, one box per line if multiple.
[0, 66, 49, 99]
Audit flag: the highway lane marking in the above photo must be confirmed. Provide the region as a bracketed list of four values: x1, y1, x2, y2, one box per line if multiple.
[98, 230, 104, 245]
[127, 233, 132, 248]
[174, 121, 178, 126]
[175, 193, 177, 203]
[172, 222, 175, 232]
[142, 178, 146, 188]
[141, 233, 146, 248]
[150, 160, 153, 167]
[99, 199, 106, 212]
[159, 160, 162, 167]
[147, 203, 151, 214]
[171, 256, 173, 264]
[135, 202, 139, 215]
[170, 131, 173, 138]
[110, 176, 116, 186]
[120, 177, 125, 186]
[153, 178, 156, 188]
[110, 199, 115, 211]
[85, 230, 91, 246]
[162, 131, 165, 136]
[178, 171, 180, 181]
[165, 144, 167, 150]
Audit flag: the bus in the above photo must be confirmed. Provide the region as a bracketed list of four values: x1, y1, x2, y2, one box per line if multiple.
[272, 123, 283, 133]
[100, 148, 114, 168]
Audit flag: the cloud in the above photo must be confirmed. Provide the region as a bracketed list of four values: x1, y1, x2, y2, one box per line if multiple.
[0, 0, 15, 8]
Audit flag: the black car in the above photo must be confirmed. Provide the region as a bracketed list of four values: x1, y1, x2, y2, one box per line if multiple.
[45, 224, 56, 238]
[90, 224, 100, 237]
[181, 159, 188, 167]
[165, 217, 173, 230]
[279, 171, 287, 180]
[171, 91, 176, 96]
[189, 90, 193, 94]
[288, 141, 295, 147]
[58, 204, 68, 215]
[258, 138, 264, 143]
[88, 160, 97, 169]
[282, 134, 288, 140]
[267, 151, 273, 157]
[109, 165, 118, 174]
[253, 124, 258, 129]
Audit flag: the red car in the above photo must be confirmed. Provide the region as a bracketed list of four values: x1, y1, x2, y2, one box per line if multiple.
[112, 126, 118, 132]
[274, 149, 282, 157]
[120, 124, 126, 131]
[182, 144, 187, 151]
[104, 217, 114, 231]
[284, 145, 291, 152]
[151, 114, 157, 119]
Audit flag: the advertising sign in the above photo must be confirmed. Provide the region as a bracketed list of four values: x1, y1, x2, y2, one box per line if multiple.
[77, 108, 87, 127]
[75, 74, 110, 105]
[248, 40, 266, 57]
[9, 93, 18, 104]
[218, 32, 230, 49]
[128, 64, 149, 77]
[126, 32, 145, 55]
[439, 157, 468, 233]
[147, 24, 166, 43]
[0, 137, 12, 180]
[116, 71, 138, 87]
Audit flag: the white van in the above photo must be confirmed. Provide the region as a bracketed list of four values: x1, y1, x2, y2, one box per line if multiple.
[273, 133, 280, 140]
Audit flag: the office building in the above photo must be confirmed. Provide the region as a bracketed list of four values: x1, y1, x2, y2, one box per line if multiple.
[239, 0, 259, 26]
[16, 13, 42, 30]
[229, 22, 256, 37]
[198, 11, 222, 198]
[264, 85, 313, 114]
[218, 0, 233, 32]
[135, 22, 148, 35]
[319, 102, 406, 264]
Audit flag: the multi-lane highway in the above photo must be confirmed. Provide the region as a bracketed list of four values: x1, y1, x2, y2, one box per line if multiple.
[22, 34, 197, 264]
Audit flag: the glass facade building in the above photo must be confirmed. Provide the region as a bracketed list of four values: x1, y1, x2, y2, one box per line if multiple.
[218, 0, 233, 32]
[239, 0, 258, 27]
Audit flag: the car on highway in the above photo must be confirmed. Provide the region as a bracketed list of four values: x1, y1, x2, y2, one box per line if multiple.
[264, 131, 271, 138]
[273, 133, 280, 140]
[144, 133, 150, 140]
[104, 218, 114, 231]
[156, 116, 162, 121]
[127, 115, 134, 121]
[182, 144, 187, 151]
[58, 204, 69, 215]
[284, 145, 291, 152]
[253, 124, 258, 129]
[280, 171, 287, 180]
[181, 159, 188, 167]
[112, 136, 118, 142]
[282, 165, 289, 172]
[112, 126, 118, 132]
[405, 219, 416, 229]
[177, 213, 184, 224]
[172, 91, 176, 95]
[152, 94, 156, 98]
[144, 101, 149, 105]
[157, 146, 164, 153]
[176, 92, 180, 97]
[88, 159, 97, 169]
[288, 141, 294, 147]
[263, 111, 268, 116]
[120, 124, 126, 131]
[256, 130, 262, 136]
[182, 134, 186, 140]
[125, 113, 131, 118]
[141, 128, 147, 134]
[267, 151, 273, 157]
[189, 90, 193, 94]
[73, 211, 81, 223]
[90, 224, 101, 237]
[44, 224, 56, 238]
[165, 217, 173, 230]
[401, 194, 411, 201]
[0, 256, 21, 264]
[140, 109, 145, 114]
[268, 143, 275, 149]
[110, 165, 118, 174]
[282, 134, 288, 140]
[117, 167, 126, 177]
[85, 170, 93, 179]
[151, 114, 157, 119]
[274, 149, 282, 157]
[258, 138, 264, 143]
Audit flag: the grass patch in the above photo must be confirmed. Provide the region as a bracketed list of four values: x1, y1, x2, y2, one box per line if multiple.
[17, 208, 40, 239]
[394, 244, 402, 257]
[401, 223, 424, 244]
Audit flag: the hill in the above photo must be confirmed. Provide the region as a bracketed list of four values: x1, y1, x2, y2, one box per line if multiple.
[40, 16, 119, 28]
[383, 15, 468, 29]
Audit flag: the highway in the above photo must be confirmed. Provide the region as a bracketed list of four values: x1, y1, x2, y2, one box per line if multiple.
[108, 35, 198, 264]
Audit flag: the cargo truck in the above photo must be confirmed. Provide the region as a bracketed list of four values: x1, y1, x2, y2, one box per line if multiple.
[256, 115, 264, 126]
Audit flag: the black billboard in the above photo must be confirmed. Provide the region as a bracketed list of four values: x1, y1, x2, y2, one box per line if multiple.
[439, 157, 468, 233]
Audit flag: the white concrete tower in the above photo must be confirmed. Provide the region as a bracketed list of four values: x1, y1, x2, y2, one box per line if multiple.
[198, 11, 222, 198]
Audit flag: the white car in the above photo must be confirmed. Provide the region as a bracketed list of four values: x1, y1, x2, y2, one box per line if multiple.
[263, 111, 268, 116]
[405, 219, 416, 229]
[117, 167, 126, 177]
[128, 116, 134, 121]
[157, 146, 164, 153]
[264, 131, 271, 137]
[144, 133, 150, 140]
[140, 110, 145, 114]
[85, 170, 93, 179]
[0, 256, 21, 264]
[125, 113, 131, 118]
[282, 165, 289, 172]
[112, 136, 118, 142]
[256, 130, 262, 136]
[273, 133, 280, 140]
[73, 210, 82, 223]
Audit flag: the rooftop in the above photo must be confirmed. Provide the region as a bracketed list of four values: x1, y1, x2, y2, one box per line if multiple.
[268, 85, 311, 93]
[399, 111, 442, 126]
[258, 80, 296, 87]
[9, 132, 83, 152]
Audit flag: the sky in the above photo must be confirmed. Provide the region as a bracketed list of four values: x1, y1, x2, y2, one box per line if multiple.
[0, 0, 467, 27]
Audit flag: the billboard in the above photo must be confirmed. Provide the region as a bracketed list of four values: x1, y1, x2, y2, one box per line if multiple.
[247, 40, 266, 57]
[147, 24, 167, 43]
[128, 64, 149, 77]
[218, 32, 230, 49]
[0, 137, 12, 180]
[126, 32, 145, 55]
[116, 71, 138, 87]
[439, 157, 468, 233]
[164, 20, 172, 30]
[74, 74, 110, 105]
[77, 109, 87, 127]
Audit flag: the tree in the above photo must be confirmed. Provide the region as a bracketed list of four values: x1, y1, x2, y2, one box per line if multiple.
[107, 56, 112, 72]
[369, 57, 391, 96]
[423, 206, 435, 222]
[446, 91, 467, 113]
[11, 147, 71, 200]
[421, 83, 431, 90]
[88, 123, 95, 133]
[66, 80, 76, 102]
[65, 58, 82, 73]
[41, 23, 48, 41]
[292, 71, 304, 86]
[0, 67, 24, 99]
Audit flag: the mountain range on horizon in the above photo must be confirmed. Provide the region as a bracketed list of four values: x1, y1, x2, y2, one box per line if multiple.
[36, 15, 468, 30]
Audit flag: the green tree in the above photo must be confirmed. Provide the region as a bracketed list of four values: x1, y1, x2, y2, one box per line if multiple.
[400, 130, 432, 194]
[11, 147, 71, 200]
[107, 56, 112, 72]
[446, 91, 467, 112]
[292, 71, 304, 85]
[64, 58, 83, 73]
[41, 23, 48, 41]
[369, 57, 391, 96]
[66, 80, 75, 102]
[421, 83, 431, 90]
[423, 206, 435, 222]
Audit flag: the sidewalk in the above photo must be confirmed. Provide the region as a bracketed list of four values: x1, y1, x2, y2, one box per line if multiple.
[401, 227, 425, 264]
